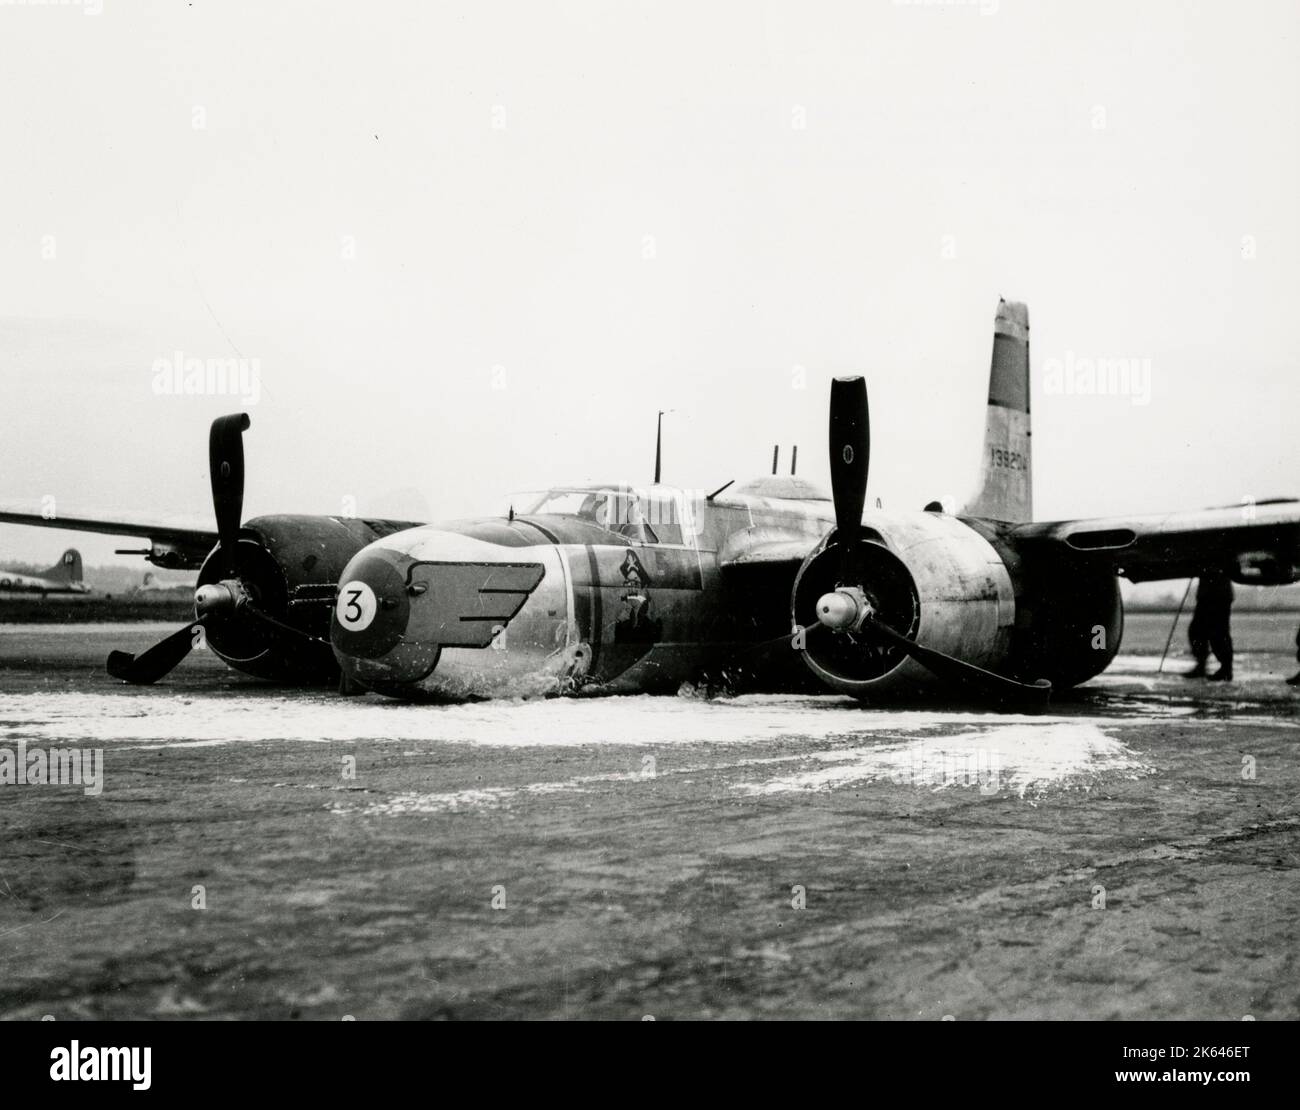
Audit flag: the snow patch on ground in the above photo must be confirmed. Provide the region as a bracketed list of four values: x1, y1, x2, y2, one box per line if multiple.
[335, 722, 1156, 816]
[2, 687, 1285, 751]
[733, 723, 1156, 798]
[0, 691, 1149, 748]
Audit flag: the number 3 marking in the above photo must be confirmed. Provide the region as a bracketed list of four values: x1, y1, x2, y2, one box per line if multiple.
[335, 580, 377, 631]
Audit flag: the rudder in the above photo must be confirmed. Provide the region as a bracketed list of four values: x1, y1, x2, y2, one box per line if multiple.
[962, 299, 1032, 523]
[43, 548, 83, 585]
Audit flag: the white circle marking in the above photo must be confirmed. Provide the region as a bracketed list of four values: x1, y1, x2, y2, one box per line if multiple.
[336, 580, 378, 631]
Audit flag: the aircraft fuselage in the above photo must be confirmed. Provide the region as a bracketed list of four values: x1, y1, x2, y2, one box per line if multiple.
[328, 483, 1122, 701]
[0, 573, 90, 596]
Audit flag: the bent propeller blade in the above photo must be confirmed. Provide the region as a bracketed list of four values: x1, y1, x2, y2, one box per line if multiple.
[860, 615, 1052, 708]
[106, 620, 205, 685]
[209, 413, 251, 575]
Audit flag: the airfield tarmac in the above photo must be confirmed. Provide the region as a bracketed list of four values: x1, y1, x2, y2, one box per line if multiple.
[1, 613, 1298, 1020]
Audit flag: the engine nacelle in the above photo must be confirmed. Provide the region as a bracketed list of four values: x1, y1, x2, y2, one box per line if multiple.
[791, 512, 1017, 698]
[1007, 550, 1122, 688]
[194, 514, 395, 682]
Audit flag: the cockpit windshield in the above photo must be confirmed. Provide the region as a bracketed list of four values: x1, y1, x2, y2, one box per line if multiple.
[510, 486, 687, 545]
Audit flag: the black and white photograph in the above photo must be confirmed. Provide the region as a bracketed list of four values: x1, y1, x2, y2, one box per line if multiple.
[1, 0, 1297, 1078]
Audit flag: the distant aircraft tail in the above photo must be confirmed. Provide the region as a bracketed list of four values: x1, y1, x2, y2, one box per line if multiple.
[961, 299, 1032, 523]
[42, 548, 84, 585]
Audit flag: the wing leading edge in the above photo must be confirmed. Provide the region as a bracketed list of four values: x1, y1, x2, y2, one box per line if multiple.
[1010, 499, 1300, 584]
[720, 499, 1300, 588]
[0, 507, 218, 570]
[0, 506, 429, 572]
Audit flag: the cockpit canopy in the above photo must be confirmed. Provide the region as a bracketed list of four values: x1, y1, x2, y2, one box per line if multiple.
[510, 484, 694, 545]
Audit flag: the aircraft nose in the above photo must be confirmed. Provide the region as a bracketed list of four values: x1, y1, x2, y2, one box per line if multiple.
[330, 548, 439, 686]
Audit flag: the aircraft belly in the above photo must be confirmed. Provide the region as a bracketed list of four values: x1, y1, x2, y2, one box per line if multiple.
[575, 643, 705, 695]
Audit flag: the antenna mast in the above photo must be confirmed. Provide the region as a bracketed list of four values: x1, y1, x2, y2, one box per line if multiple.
[654, 411, 664, 484]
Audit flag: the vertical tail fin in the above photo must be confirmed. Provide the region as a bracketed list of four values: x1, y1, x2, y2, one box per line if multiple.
[43, 548, 83, 585]
[962, 299, 1032, 523]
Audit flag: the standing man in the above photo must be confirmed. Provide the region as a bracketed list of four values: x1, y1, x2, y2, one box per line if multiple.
[1185, 568, 1234, 681]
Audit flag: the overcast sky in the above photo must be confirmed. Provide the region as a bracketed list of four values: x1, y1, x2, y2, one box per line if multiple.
[1, 0, 1297, 566]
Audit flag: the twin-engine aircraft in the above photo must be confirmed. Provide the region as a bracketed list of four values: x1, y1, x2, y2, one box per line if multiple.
[0, 548, 89, 596]
[4, 299, 1297, 705]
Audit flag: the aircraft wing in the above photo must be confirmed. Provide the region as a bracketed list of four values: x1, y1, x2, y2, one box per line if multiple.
[0, 507, 217, 570]
[1008, 499, 1300, 584]
[718, 535, 818, 568]
[716, 501, 1300, 587]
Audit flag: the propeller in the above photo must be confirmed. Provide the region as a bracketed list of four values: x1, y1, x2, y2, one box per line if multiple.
[798, 610, 1051, 707]
[107, 413, 320, 685]
[829, 376, 869, 542]
[858, 614, 1051, 707]
[107, 622, 206, 685]
[209, 413, 250, 577]
[816, 375, 1051, 707]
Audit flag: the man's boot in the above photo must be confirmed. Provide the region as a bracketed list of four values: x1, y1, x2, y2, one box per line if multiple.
[1184, 661, 1207, 678]
[1286, 671, 1300, 686]
[1208, 667, 1234, 682]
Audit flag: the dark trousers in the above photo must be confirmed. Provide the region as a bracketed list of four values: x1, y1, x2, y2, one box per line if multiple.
[1189, 610, 1232, 668]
